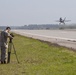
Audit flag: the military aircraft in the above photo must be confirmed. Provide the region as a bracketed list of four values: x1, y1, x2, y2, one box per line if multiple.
[56, 17, 71, 25]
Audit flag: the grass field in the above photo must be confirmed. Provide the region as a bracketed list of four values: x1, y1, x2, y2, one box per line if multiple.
[0, 33, 76, 75]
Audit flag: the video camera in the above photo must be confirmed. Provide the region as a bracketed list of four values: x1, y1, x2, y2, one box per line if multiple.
[9, 33, 14, 43]
[10, 33, 14, 37]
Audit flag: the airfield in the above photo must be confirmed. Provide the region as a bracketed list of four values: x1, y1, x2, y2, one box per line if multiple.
[12, 29, 76, 50]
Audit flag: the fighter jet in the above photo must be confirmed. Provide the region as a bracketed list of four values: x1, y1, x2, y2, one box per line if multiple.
[56, 17, 71, 25]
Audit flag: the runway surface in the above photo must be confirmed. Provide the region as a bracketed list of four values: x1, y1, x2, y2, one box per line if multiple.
[12, 30, 76, 50]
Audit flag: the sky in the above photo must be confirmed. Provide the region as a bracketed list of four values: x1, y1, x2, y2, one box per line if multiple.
[0, 0, 76, 26]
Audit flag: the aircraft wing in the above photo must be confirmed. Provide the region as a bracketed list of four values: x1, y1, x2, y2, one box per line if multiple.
[65, 20, 71, 22]
[55, 20, 60, 22]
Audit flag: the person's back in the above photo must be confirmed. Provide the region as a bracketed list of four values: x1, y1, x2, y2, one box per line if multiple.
[0, 32, 1, 47]
[0, 32, 1, 61]
[0, 31, 8, 47]
[0, 27, 11, 64]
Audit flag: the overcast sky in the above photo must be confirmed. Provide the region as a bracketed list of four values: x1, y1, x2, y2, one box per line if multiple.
[0, 0, 76, 26]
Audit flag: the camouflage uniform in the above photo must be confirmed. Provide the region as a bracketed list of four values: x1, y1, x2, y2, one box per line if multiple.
[0, 31, 9, 63]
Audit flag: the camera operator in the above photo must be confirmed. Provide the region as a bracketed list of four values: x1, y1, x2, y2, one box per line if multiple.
[0, 27, 12, 64]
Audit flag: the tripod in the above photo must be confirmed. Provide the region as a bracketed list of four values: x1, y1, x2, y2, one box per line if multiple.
[7, 38, 19, 63]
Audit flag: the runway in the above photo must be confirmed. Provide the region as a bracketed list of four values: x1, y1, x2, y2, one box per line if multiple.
[12, 30, 76, 50]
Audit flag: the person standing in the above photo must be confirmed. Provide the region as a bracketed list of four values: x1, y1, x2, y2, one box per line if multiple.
[0, 27, 11, 64]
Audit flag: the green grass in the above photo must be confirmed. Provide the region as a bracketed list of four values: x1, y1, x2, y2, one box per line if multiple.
[0, 33, 76, 75]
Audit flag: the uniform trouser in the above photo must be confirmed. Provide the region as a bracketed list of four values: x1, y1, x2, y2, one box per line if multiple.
[1, 46, 7, 62]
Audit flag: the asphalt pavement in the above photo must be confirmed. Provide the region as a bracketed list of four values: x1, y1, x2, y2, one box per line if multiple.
[12, 30, 76, 50]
